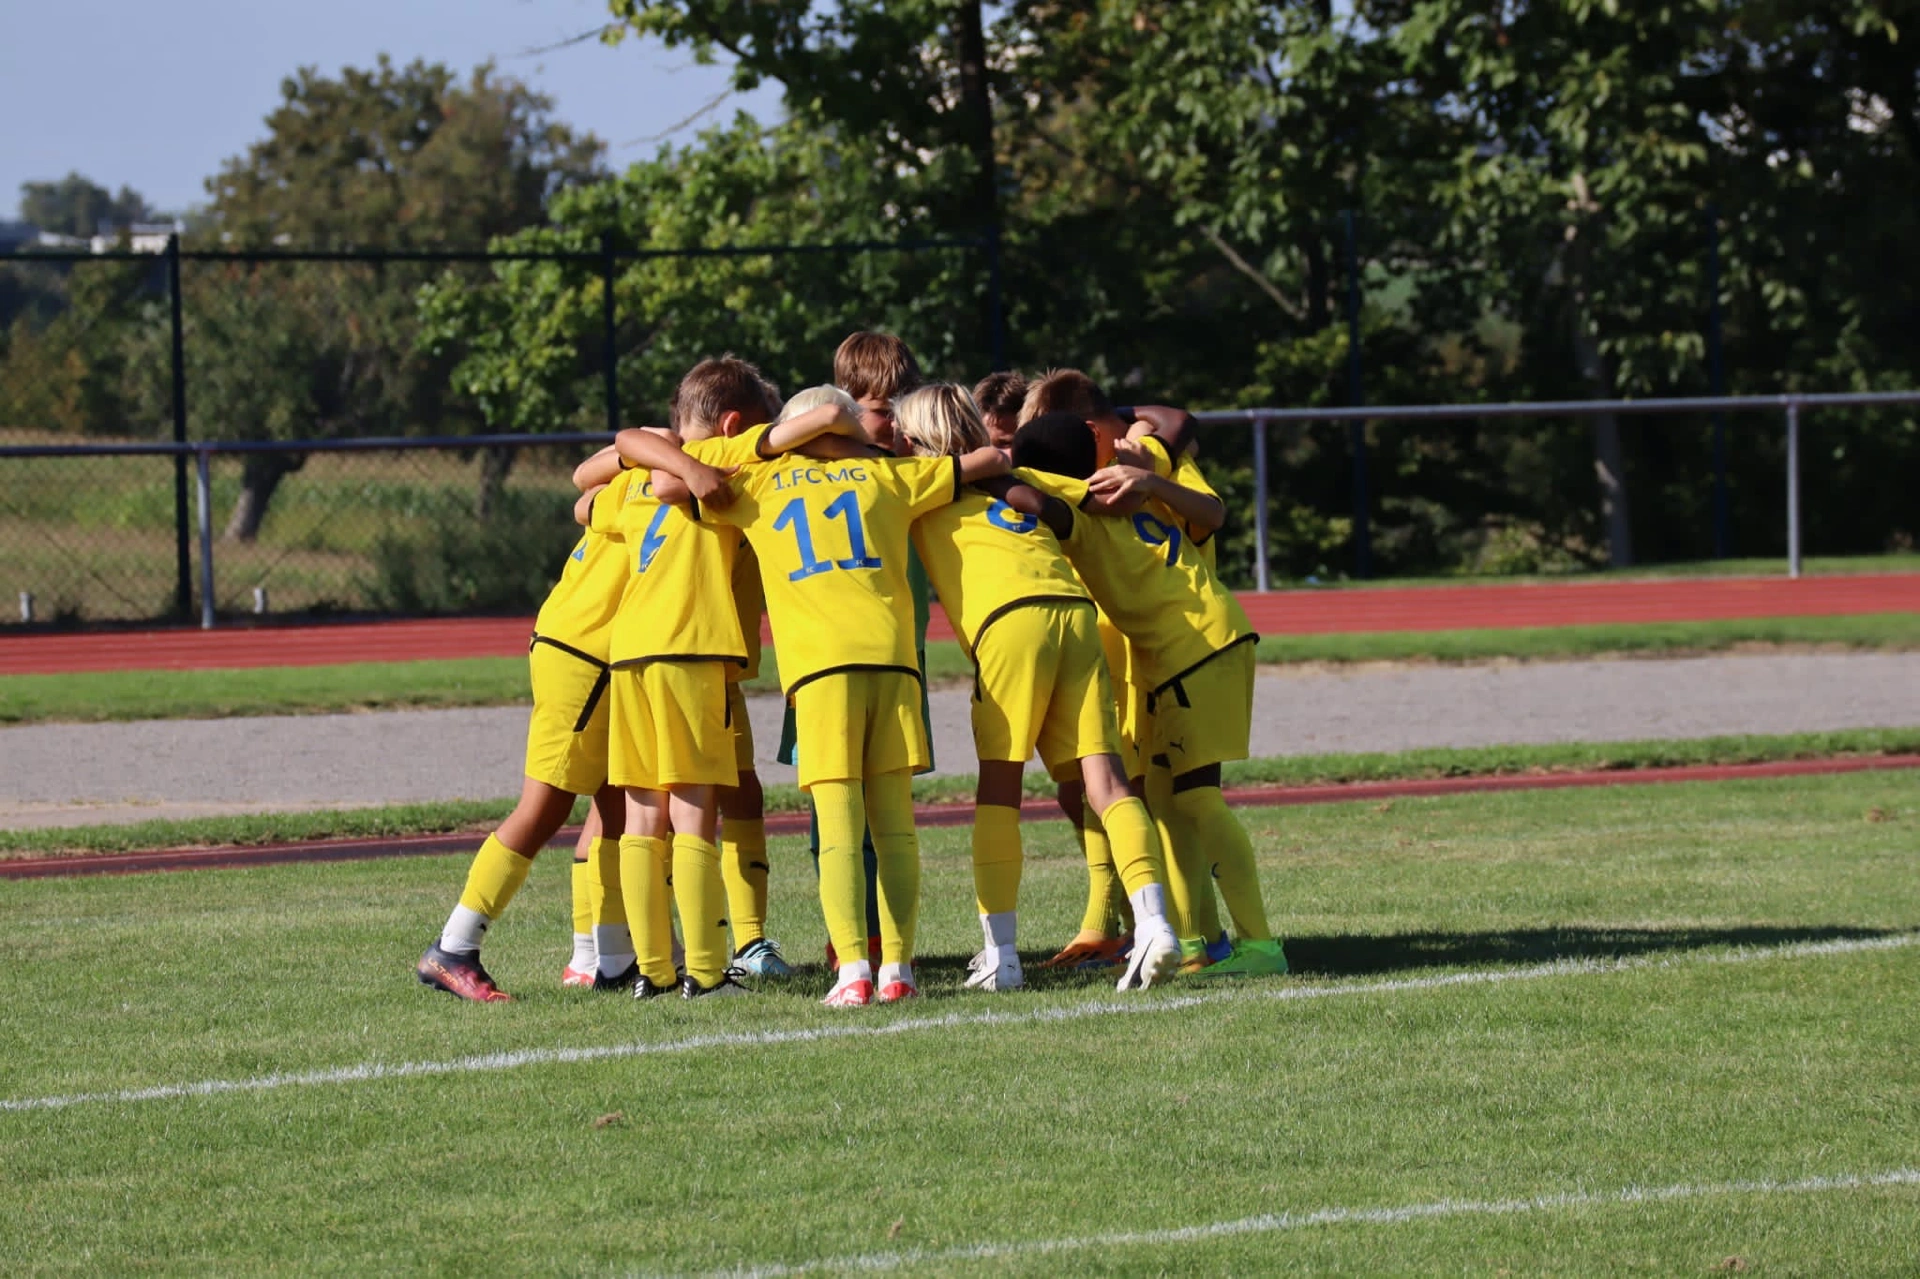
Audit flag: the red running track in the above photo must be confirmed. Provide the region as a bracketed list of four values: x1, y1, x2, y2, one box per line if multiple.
[5, 753, 1914, 878]
[4, 573, 1918, 677]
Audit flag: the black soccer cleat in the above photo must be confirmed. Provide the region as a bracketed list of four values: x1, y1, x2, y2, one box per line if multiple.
[593, 960, 639, 993]
[633, 974, 676, 1000]
[416, 942, 511, 1003]
[680, 973, 753, 1000]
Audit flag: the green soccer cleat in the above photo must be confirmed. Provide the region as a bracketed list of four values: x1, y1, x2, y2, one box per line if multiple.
[1195, 938, 1289, 978]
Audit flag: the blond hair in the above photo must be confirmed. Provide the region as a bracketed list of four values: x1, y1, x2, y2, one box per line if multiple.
[774, 383, 861, 425]
[1017, 367, 1113, 426]
[895, 383, 990, 459]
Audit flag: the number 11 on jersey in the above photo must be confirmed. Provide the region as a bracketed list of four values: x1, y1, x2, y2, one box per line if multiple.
[773, 493, 884, 582]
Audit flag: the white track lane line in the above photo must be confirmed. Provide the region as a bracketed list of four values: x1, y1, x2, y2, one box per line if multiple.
[3, 932, 1913, 1115]
[702, 1168, 1920, 1278]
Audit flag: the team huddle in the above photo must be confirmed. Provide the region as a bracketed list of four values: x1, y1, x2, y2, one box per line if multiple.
[416, 332, 1287, 1008]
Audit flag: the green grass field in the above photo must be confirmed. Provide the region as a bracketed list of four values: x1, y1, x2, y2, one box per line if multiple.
[3, 772, 1916, 1273]
[5, 613, 1917, 725]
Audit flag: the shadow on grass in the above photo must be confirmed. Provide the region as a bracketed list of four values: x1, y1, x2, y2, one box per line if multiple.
[1281, 923, 1911, 978]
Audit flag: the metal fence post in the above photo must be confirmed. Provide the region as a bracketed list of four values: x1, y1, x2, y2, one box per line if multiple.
[1707, 204, 1729, 558]
[1785, 399, 1802, 580]
[1344, 209, 1373, 580]
[167, 235, 192, 622]
[1251, 415, 1271, 592]
[986, 227, 1007, 372]
[195, 447, 216, 629]
[601, 232, 619, 434]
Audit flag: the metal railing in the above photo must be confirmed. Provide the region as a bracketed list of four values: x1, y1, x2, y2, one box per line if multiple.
[1196, 390, 1920, 590]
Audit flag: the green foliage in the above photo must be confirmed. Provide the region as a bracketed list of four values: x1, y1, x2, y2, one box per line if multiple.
[17, 172, 154, 238]
[359, 487, 581, 615]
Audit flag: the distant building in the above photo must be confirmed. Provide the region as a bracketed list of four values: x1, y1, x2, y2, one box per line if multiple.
[90, 220, 184, 253]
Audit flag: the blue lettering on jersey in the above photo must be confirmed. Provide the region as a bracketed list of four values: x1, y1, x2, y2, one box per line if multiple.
[769, 464, 870, 491]
[1132, 513, 1182, 566]
[634, 504, 672, 573]
[986, 500, 1038, 534]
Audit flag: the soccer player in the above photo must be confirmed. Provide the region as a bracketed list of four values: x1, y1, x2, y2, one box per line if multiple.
[971, 370, 1027, 451]
[1011, 410, 1288, 979]
[895, 382, 1181, 993]
[591, 358, 859, 999]
[415, 473, 629, 1004]
[685, 385, 1009, 1006]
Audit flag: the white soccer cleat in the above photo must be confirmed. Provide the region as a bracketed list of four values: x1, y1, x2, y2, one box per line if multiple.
[964, 946, 1025, 992]
[1117, 924, 1180, 991]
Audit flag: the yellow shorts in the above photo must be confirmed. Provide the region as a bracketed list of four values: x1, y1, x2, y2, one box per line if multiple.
[789, 669, 928, 791]
[1120, 682, 1152, 781]
[973, 602, 1117, 778]
[726, 681, 756, 775]
[523, 640, 611, 795]
[608, 660, 738, 791]
[1150, 640, 1255, 776]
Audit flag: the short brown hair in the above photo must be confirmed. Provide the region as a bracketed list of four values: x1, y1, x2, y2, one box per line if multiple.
[1018, 367, 1114, 426]
[833, 331, 922, 402]
[670, 355, 780, 436]
[972, 370, 1028, 419]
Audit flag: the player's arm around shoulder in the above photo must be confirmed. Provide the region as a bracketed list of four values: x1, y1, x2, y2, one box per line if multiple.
[974, 473, 1072, 541]
[573, 444, 624, 492]
[616, 426, 740, 512]
[576, 483, 609, 528]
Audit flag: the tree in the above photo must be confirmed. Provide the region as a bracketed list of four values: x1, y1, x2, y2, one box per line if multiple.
[195, 57, 605, 539]
[19, 173, 154, 238]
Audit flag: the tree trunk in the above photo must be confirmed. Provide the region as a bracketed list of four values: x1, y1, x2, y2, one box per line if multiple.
[1570, 310, 1634, 567]
[476, 445, 516, 522]
[223, 451, 305, 542]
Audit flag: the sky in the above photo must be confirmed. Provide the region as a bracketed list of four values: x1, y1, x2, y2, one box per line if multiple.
[0, 0, 786, 221]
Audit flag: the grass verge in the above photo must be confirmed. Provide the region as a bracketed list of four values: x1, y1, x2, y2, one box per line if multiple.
[5, 725, 1917, 858]
[0, 774, 1914, 1272]
[5, 613, 1917, 725]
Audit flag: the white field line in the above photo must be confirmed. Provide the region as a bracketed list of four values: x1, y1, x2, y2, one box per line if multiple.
[702, 1168, 1920, 1278]
[3, 932, 1913, 1115]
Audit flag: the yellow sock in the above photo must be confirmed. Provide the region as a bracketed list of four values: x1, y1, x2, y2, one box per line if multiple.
[721, 818, 768, 949]
[570, 858, 593, 936]
[672, 834, 728, 986]
[970, 803, 1022, 917]
[867, 769, 920, 966]
[1076, 811, 1120, 936]
[457, 833, 533, 919]
[1098, 796, 1168, 898]
[812, 780, 869, 971]
[1157, 801, 1223, 942]
[619, 833, 676, 985]
[589, 837, 624, 925]
[1171, 786, 1270, 940]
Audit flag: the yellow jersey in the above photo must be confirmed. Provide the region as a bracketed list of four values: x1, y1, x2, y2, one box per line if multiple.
[909, 490, 1090, 662]
[590, 428, 769, 669]
[532, 526, 627, 663]
[1021, 468, 1254, 692]
[1138, 434, 1220, 572]
[706, 453, 962, 694]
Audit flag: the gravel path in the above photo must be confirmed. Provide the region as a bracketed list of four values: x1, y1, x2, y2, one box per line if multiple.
[4, 652, 1918, 830]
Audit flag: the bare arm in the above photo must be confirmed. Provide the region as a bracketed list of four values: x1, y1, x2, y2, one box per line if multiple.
[763, 401, 863, 454]
[957, 446, 1011, 484]
[574, 484, 606, 527]
[1124, 404, 1198, 460]
[614, 426, 735, 511]
[573, 444, 623, 492]
[650, 470, 692, 506]
[1088, 463, 1225, 538]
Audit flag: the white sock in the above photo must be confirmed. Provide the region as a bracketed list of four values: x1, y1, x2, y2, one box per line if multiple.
[981, 910, 1017, 949]
[569, 932, 596, 972]
[594, 923, 635, 976]
[836, 959, 873, 987]
[1128, 883, 1169, 927]
[439, 905, 490, 955]
[878, 961, 914, 988]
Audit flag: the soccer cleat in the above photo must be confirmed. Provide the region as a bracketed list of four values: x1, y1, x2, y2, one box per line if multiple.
[681, 973, 754, 999]
[593, 960, 639, 992]
[1205, 931, 1234, 964]
[876, 978, 919, 1003]
[964, 947, 1024, 992]
[1037, 931, 1129, 970]
[561, 964, 596, 988]
[821, 976, 874, 1008]
[416, 942, 511, 1003]
[1176, 937, 1213, 976]
[1196, 938, 1290, 978]
[633, 974, 676, 1000]
[729, 937, 794, 979]
[1117, 925, 1181, 991]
